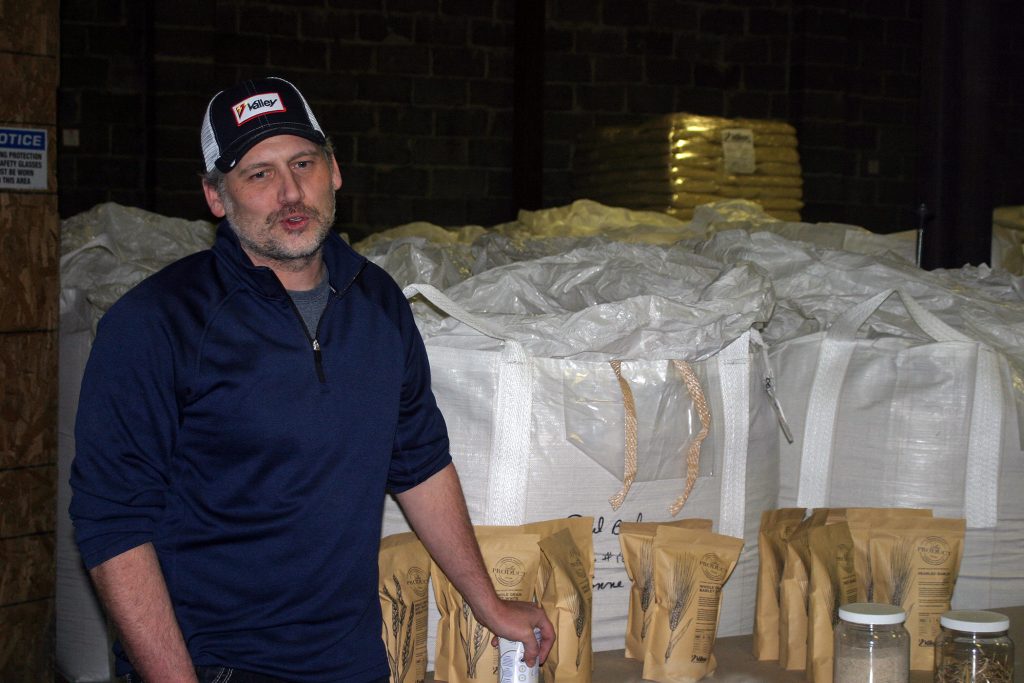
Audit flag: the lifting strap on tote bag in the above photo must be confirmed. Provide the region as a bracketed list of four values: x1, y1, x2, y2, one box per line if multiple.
[607, 358, 711, 516]
[796, 288, 1002, 529]
[404, 284, 532, 526]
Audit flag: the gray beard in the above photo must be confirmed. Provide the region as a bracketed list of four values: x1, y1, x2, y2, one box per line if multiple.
[223, 193, 336, 268]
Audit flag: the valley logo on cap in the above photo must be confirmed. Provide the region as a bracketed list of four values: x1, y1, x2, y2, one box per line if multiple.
[201, 76, 326, 173]
[232, 93, 286, 126]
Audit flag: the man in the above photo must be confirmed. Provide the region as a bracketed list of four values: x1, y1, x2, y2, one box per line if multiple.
[70, 76, 553, 683]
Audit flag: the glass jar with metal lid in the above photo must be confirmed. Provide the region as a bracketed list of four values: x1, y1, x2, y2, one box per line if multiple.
[834, 602, 909, 683]
[935, 610, 1014, 683]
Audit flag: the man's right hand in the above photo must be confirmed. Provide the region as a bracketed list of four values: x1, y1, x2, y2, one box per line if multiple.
[483, 599, 555, 667]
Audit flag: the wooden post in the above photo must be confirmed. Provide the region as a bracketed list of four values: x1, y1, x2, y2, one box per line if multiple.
[0, 1, 60, 679]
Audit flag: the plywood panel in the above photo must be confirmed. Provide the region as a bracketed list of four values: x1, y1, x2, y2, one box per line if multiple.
[0, 534, 54, 604]
[0, 53, 58, 125]
[0, 598, 53, 679]
[0, 195, 58, 329]
[0, 331, 57, 469]
[0, 466, 56, 537]
[0, 0, 59, 55]
[0, 1, 59, 678]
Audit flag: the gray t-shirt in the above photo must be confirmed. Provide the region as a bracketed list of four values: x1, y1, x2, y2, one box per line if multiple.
[288, 274, 331, 337]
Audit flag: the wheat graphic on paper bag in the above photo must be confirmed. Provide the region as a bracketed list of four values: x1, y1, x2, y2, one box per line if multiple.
[639, 537, 655, 641]
[563, 586, 588, 668]
[459, 599, 488, 678]
[381, 574, 416, 683]
[664, 553, 698, 662]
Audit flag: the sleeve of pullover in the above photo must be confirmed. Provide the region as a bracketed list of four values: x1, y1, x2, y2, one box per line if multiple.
[69, 294, 180, 570]
[386, 289, 452, 493]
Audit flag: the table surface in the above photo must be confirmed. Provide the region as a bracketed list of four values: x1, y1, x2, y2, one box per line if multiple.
[427, 606, 1022, 682]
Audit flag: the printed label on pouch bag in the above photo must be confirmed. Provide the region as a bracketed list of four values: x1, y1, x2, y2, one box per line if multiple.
[722, 128, 756, 174]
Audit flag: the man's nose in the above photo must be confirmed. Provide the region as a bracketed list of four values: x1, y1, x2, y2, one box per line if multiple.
[278, 168, 303, 204]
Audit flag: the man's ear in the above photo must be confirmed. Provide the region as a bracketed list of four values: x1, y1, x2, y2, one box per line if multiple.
[331, 156, 342, 191]
[202, 181, 227, 218]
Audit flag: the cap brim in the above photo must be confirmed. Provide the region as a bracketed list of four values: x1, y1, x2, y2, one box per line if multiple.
[214, 126, 327, 173]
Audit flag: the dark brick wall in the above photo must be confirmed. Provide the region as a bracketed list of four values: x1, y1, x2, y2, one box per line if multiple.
[60, 0, 520, 241]
[59, 0, 1024, 242]
[789, 0, 924, 230]
[991, 0, 1024, 207]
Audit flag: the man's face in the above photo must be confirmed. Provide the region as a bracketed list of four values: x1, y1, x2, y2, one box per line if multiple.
[203, 135, 342, 268]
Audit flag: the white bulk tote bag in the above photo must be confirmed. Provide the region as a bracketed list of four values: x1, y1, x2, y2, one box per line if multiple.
[382, 284, 781, 655]
[772, 288, 1024, 610]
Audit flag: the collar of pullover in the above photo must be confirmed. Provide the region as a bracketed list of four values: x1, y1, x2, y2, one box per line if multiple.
[212, 220, 367, 300]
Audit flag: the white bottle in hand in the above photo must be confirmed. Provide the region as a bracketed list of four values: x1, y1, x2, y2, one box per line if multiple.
[499, 628, 541, 683]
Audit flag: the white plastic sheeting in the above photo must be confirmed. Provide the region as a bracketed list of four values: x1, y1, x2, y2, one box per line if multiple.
[61, 202, 216, 333]
[355, 200, 708, 289]
[361, 236, 477, 290]
[356, 199, 922, 293]
[691, 199, 920, 264]
[697, 229, 1024, 345]
[414, 241, 773, 362]
[495, 199, 699, 243]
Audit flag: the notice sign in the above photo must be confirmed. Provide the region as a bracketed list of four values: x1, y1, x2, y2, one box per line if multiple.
[0, 127, 48, 190]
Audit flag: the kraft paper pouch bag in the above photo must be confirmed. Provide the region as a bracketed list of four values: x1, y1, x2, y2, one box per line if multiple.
[618, 519, 714, 661]
[752, 507, 806, 661]
[807, 522, 859, 683]
[433, 530, 542, 683]
[843, 507, 932, 602]
[869, 517, 966, 671]
[520, 516, 596, 582]
[778, 508, 830, 671]
[538, 528, 593, 683]
[432, 520, 593, 681]
[642, 526, 744, 683]
[379, 533, 432, 683]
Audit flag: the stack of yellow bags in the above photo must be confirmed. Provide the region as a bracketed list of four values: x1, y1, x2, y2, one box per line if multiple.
[573, 113, 803, 221]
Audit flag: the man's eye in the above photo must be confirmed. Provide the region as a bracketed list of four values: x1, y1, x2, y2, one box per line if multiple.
[295, 160, 311, 169]
[250, 170, 267, 180]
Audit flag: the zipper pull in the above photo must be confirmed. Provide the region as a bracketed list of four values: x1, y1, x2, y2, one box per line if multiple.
[312, 338, 326, 383]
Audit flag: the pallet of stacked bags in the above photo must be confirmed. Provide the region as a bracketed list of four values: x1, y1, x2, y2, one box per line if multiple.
[573, 114, 804, 221]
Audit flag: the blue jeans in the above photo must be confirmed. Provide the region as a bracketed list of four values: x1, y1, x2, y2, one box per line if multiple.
[124, 667, 390, 683]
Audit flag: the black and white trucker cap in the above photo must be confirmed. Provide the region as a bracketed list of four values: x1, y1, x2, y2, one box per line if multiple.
[200, 76, 326, 173]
